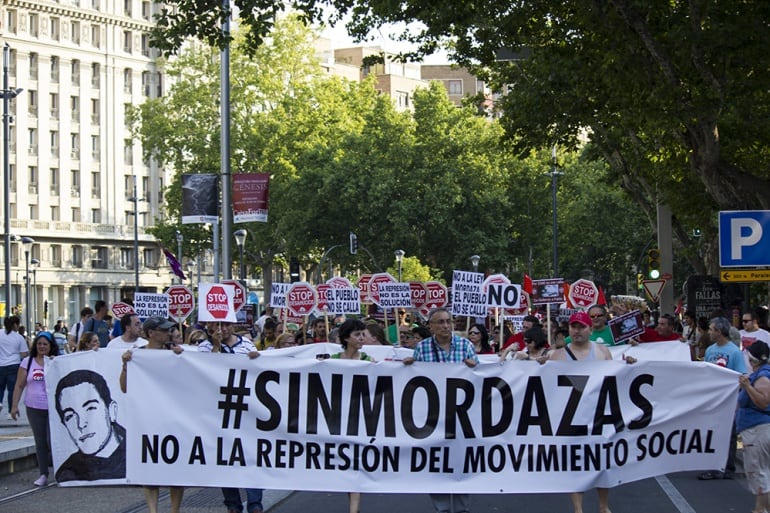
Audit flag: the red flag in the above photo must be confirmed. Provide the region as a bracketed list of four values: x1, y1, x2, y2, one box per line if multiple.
[597, 286, 607, 306]
[522, 274, 533, 295]
[162, 247, 186, 281]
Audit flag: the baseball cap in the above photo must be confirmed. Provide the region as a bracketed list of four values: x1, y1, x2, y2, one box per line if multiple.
[143, 317, 175, 332]
[568, 311, 592, 327]
[748, 340, 770, 362]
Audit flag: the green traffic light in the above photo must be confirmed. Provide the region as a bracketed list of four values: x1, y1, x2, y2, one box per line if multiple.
[649, 269, 660, 279]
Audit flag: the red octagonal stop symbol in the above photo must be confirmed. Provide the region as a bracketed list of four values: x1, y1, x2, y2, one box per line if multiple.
[206, 285, 230, 320]
[286, 282, 317, 316]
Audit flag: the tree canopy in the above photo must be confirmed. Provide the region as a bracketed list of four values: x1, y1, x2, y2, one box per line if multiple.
[152, 0, 770, 274]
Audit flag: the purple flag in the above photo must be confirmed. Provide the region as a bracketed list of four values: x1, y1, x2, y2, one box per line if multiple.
[162, 247, 186, 281]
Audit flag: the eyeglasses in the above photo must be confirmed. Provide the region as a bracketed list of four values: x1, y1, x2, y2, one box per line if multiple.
[742, 319, 753, 323]
[589, 314, 604, 319]
[468, 331, 481, 335]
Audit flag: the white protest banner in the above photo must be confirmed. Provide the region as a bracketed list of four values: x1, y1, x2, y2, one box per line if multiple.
[451, 270, 486, 317]
[326, 287, 361, 314]
[133, 292, 169, 319]
[269, 283, 290, 309]
[198, 283, 237, 323]
[46, 351, 129, 486]
[123, 352, 737, 493]
[377, 282, 413, 309]
[608, 340, 690, 362]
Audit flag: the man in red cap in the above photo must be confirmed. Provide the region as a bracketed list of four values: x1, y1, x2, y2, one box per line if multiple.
[548, 310, 626, 513]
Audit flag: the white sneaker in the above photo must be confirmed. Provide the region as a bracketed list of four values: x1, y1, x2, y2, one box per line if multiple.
[6, 413, 14, 421]
[33, 475, 47, 487]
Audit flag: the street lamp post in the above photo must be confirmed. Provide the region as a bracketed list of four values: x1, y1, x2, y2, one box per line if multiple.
[21, 236, 33, 338]
[3, 44, 23, 314]
[470, 254, 480, 273]
[30, 258, 39, 325]
[186, 261, 196, 290]
[394, 250, 405, 281]
[546, 146, 562, 278]
[234, 229, 247, 280]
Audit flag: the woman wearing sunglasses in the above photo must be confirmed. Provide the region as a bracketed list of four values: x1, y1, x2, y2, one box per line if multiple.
[467, 324, 494, 354]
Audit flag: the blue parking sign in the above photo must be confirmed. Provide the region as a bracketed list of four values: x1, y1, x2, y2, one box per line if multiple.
[719, 210, 770, 267]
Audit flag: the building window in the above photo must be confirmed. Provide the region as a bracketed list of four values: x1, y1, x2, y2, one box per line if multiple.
[29, 13, 39, 37]
[70, 96, 80, 122]
[141, 71, 150, 96]
[91, 99, 100, 125]
[91, 209, 102, 224]
[91, 135, 100, 160]
[72, 245, 83, 267]
[91, 25, 101, 48]
[30, 204, 38, 220]
[143, 248, 156, 269]
[92, 0, 100, 9]
[120, 248, 134, 269]
[71, 59, 80, 85]
[124, 140, 134, 165]
[91, 171, 100, 197]
[91, 62, 100, 88]
[51, 245, 62, 266]
[71, 21, 81, 44]
[123, 31, 132, 53]
[49, 167, 60, 195]
[447, 80, 463, 95]
[142, 1, 151, 19]
[124, 0, 132, 16]
[9, 164, 15, 192]
[71, 169, 80, 188]
[29, 53, 38, 80]
[141, 34, 151, 56]
[50, 93, 59, 119]
[50, 17, 60, 41]
[123, 68, 132, 93]
[50, 56, 59, 83]
[156, 72, 163, 96]
[28, 90, 38, 116]
[50, 131, 59, 157]
[28, 165, 38, 186]
[51, 205, 60, 221]
[28, 129, 38, 155]
[6, 10, 17, 34]
[70, 132, 80, 159]
[7, 49, 16, 77]
[92, 246, 109, 270]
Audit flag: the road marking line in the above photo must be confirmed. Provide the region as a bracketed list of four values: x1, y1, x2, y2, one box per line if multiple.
[655, 475, 697, 513]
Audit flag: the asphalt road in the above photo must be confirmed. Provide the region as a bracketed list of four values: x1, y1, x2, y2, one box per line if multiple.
[0, 468, 753, 513]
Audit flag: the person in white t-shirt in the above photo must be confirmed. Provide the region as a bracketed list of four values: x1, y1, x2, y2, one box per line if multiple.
[106, 314, 148, 350]
[0, 316, 29, 418]
[740, 310, 770, 369]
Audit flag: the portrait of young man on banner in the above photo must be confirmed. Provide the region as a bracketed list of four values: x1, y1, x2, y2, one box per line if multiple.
[53, 369, 126, 483]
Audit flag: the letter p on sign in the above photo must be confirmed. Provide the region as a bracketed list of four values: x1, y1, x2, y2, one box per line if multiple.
[719, 211, 770, 267]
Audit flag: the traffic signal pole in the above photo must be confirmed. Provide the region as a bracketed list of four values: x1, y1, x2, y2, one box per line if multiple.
[657, 203, 674, 313]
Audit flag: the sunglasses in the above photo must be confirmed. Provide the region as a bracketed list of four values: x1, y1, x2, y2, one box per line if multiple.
[190, 338, 205, 344]
[468, 331, 481, 335]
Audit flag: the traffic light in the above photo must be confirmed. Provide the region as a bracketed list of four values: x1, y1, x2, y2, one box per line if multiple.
[349, 232, 358, 255]
[647, 248, 661, 279]
[289, 257, 300, 283]
[636, 273, 643, 290]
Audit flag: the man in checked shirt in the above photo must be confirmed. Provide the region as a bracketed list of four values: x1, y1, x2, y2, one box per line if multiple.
[403, 307, 478, 513]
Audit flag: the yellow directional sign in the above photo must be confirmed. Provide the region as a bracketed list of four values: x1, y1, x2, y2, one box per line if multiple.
[720, 269, 770, 282]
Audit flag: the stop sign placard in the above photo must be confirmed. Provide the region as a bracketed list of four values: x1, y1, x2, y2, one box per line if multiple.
[420, 281, 448, 316]
[204, 284, 232, 321]
[357, 274, 373, 303]
[222, 279, 247, 313]
[111, 302, 135, 319]
[368, 273, 397, 307]
[409, 282, 427, 311]
[568, 279, 599, 309]
[286, 282, 317, 316]
[315, 284, 331, 313]
[165, 285, 194, 322]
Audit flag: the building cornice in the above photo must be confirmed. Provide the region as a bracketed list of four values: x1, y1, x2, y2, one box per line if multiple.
[8, 0, 155, 31]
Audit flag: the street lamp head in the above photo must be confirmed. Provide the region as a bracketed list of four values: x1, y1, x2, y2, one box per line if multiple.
[30, 258, 40, 266]
[234, 229, 247, 248]
[12, 87, 23, 98]
[21, 236, 34, 248]
[394, 249, 405, 263]
[175, 230, 183, 243]
[470, 254, 481, 270]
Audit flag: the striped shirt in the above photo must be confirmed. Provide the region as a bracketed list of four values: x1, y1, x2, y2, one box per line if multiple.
[412, 335, 478, 364]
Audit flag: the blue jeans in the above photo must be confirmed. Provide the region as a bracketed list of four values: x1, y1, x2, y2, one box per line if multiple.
[222, 487, 263, 513]
[0, 364, 19, 410]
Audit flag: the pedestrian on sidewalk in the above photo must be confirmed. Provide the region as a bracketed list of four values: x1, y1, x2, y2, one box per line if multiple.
[0, 315, 29, 420]
[10, 331, 60, 487]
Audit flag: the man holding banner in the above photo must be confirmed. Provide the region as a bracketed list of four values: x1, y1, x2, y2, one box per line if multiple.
[405, 307, 478, 513]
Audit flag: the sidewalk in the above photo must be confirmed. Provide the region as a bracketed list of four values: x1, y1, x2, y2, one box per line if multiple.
[0, 406, 36, 475]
